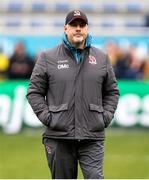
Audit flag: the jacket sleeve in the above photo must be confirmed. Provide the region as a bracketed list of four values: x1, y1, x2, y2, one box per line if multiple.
[102, 55, 120, 127]
[26, 52, 51, 126]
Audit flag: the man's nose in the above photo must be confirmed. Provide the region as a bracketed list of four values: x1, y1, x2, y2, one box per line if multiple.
[76, 25, 81, 30]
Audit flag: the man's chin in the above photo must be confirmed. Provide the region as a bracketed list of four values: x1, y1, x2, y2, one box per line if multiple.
[73, 37, 84, 43]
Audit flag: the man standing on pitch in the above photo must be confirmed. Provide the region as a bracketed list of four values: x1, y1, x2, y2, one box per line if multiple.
[27, 10, 119, 179]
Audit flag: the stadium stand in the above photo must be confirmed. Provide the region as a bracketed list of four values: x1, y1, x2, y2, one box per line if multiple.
[0, 0, 148, 40]
[0, 0, 149, 31]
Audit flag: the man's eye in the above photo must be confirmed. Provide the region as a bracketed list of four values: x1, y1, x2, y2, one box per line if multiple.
[69, 22, 86, 27]
[80, 23, 86, 27]
[69, 23, 76, 27]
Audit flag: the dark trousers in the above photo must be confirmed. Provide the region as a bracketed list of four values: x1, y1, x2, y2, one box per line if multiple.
[43, 138, 104, 179]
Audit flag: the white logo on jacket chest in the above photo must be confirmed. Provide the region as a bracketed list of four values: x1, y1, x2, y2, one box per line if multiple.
[57, 60, 69, 69]
[57, 64, 69, 69]
[89, 55, 97, 65]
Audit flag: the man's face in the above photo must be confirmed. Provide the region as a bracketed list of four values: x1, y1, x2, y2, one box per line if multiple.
[64, 19, 88, 48]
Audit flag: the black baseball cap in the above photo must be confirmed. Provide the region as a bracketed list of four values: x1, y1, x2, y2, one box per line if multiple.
[65, 10, 88, 25]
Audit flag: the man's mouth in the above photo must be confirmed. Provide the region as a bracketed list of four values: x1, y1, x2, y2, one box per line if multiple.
[74, 33, 82, 35]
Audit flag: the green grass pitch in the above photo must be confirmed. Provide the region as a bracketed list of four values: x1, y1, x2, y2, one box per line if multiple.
[0, 128, 149, 179]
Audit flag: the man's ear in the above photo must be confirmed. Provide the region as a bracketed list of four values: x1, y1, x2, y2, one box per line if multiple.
[64, 25, 67, 32]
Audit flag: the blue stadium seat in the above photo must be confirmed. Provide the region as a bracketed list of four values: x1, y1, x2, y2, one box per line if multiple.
[103, 3, 118, 12]
[100, 21, 115, 27]
[8, 2, 23, 12]
[6, 21, 21, 27]
[32, 2, 47, 12]
[126, 3, 141, 12]
[80, 3, 94, 12]
[53, 21, 64, 27]
[125, 21, 143, 27]
[30, 21, 44, 27]
[55, 3, 69, 11]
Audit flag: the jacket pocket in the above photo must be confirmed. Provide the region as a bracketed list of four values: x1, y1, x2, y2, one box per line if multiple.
[49, 103, 68, 131]
[88, 103, 105, 132]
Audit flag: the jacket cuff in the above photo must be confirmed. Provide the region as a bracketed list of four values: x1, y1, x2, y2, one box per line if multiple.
[37, 109, 51, 126]
[103, 110, 113, 128]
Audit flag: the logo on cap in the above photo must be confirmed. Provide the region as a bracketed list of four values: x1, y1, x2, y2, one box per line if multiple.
[65, 10, 88, 25]
[74, 10, 81, 16]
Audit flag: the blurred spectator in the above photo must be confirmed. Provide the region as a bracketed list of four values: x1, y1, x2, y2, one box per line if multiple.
[105, 40, 119, 66]
[106, 41, 146, 79]
[0, 47, 9, 80]
[143, 56, 149, 79]
[105, 40, 131, 79]
[125, 45, 145, 79]
[7, 42, 34, 79]
[145, 14, 149, 27]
